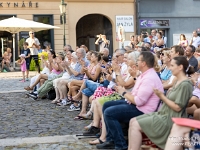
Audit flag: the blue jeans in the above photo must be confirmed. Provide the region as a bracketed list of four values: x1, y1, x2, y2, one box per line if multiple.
[81, 80, 101, 97]
[103, 99, 144, 149]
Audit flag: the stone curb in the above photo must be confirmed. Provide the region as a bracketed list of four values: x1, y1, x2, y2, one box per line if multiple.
[0, 135, 77, 147]
[0, 90, 26, 94]
[0, 71, 37, 78]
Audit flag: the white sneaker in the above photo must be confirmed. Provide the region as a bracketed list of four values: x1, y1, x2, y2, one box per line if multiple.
[67, 104, 80, 111]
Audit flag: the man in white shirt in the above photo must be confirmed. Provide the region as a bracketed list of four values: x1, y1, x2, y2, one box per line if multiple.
[190, 30, 200, 48]
[26, 31, 40, 72]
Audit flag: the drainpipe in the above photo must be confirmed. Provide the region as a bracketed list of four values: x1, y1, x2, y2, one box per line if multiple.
[135, 0, 140, 35]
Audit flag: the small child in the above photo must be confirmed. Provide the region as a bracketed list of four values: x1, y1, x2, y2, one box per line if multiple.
[18, 54, 27, 82]
[21, 42, 31, 81]
[1, 52, 11, 72]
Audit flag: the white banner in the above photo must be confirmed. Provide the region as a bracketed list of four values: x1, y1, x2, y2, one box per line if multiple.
[116, 16, 134, 32]
[173, 34, 192, 46]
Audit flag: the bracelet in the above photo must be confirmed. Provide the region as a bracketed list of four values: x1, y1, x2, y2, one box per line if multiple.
[122, 91, 127, 97]
[116, 73, 120, 76]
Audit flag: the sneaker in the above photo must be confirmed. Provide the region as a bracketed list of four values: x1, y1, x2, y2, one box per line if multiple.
[28, 93, 38, 100]
[57, 100, 67, 107]
[66, 100, 71, 105]
[20, 80, 25, 82]
[67, 104, 80, 111]
[26, 78, 29, 81]
[19, 79, 23, 81]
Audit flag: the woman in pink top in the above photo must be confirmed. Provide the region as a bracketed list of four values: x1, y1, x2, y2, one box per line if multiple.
[24, 50, 64, 91]
[69, 51, 102, 100]
[18, 54, 27, 82]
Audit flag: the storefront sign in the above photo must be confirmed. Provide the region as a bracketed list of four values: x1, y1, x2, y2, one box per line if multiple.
[116, 16, 134, 32]
[0, 1, 39, 8]
[140, 19, 169, 28]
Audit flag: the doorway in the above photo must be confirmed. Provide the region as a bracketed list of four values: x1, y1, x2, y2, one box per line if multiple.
[76, 14, 113, 54]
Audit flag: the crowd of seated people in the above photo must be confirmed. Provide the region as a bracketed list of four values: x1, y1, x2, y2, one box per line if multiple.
[24, 32, 200, 149]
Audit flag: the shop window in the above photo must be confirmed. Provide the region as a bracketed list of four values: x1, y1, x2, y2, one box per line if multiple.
[0, 15, 16, 58]
[33, 15, 54, 50]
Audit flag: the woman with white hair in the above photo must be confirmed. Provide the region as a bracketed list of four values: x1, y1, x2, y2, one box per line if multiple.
[85, 51, 141, 144]
[52, 52, 78, 105]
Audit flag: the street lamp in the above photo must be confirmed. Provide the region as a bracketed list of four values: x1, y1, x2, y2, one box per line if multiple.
[59, 0, 67, 46]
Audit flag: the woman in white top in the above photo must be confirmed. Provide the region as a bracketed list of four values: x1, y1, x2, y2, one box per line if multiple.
[52, 51, 78, 104]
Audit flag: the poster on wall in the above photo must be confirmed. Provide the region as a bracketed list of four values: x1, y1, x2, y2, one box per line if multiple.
[140, 19, 170, 28]
[173, 34, 192, 46]
[116, 16, 134, 32]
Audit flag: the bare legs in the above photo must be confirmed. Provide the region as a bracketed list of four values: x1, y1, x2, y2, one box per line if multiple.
[164, 124, 191, 150]
[78, 94, 89, 116]
[128, 118, 142, 150]
[89, 100, 107, 144]
[22, 71, 25, 81]
[194, 108, 200, 120]
[72, 80, 85, 101]
[29, 74, 48, 89]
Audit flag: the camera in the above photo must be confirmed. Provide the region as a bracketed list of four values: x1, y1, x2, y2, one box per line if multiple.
[141, 32, 148, 38]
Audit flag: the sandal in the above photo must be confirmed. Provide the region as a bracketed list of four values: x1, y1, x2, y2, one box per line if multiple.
[74, 116, 84, 120]
[24, 86, 33, 91]
[89, 138, 104, 145]
[82, 111, 93, 120]
[51, 99, 61, 104]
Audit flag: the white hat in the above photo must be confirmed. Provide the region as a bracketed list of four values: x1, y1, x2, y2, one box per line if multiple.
[19, 54, 26, 58]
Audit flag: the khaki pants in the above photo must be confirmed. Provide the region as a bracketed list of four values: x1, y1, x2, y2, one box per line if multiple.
[37, 73, 63, 97]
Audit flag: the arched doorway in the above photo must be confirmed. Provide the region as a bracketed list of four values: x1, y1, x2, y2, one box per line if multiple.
[76, 14, 113, 54]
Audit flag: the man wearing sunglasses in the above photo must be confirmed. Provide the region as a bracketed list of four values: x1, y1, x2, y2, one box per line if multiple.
[26, 31, 40, 72]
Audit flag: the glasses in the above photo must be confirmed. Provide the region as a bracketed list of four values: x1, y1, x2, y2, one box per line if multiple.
[160, 53, 164, 56]
[137, 59, 143, 62]
[29, 33, 34, 34]
[116, 54, 123, 58]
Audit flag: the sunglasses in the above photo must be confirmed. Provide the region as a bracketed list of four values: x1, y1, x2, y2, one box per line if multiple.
[160, 53, 164, 56]
[29, 33, 34, 34]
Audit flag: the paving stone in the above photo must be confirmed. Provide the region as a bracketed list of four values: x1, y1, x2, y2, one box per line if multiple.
[0, 73, 99, 149]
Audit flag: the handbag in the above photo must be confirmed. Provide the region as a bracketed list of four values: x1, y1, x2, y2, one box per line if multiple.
[47, 89, 56, 100]
[189, 130, 200, 149]
[98, 92, 123, 105]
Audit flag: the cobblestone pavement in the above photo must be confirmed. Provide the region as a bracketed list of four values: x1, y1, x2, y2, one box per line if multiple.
[0, 72, 100, 149]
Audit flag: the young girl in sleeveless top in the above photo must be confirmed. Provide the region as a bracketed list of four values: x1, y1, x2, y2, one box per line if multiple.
[18, 54, 27, 82]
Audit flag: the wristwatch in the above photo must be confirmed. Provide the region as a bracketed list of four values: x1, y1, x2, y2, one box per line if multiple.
[133, 77, 137, 80]
[122, 91, 127, 97]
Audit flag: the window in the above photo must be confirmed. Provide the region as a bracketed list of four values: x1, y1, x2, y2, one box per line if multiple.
[33, 15, 54, 50]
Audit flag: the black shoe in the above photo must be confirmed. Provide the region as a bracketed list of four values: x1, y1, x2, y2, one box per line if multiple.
[96, 141, 115, 149]
[83, 126, 100, 136]
[28, 93, 38, 100]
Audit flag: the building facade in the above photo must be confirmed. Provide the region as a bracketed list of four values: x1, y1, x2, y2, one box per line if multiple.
[136, 0, 200, 47]
[0, 0, 136, 59]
